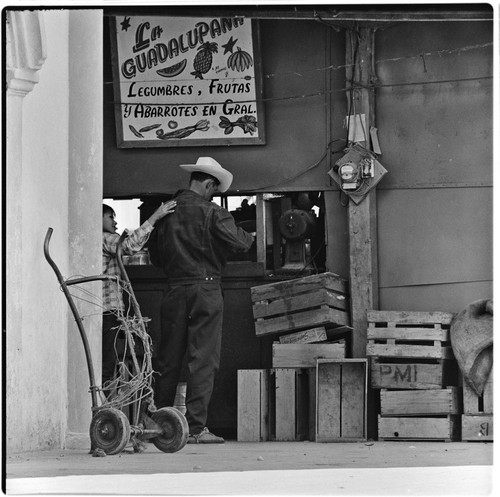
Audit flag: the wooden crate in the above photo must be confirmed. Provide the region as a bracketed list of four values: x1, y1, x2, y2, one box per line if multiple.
[251, 272, 349, 337]
[461, 366, 493, 442]
[279, 326, 327, 344]
[380, 387, 461, 416]
[237, 370, 270, 441]
[462, 414, 493, 442]
[370, 357, 458, 390]
[272, 342, 345, 368]
[307, 367, 317, 441]
[366, 310, 455, 360]
[273, 368, 310, 441]
[316, 359, 367, 442]
[378, 415, 460, 441]
[463, 367, 493, 414]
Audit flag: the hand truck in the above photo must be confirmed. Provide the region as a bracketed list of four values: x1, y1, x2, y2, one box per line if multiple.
[44, 227, 188, 455]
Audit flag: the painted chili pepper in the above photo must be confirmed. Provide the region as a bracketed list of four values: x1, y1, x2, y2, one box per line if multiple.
[139, 123, 161, 133]
[129, 125, 144, 138]
[156, 120, 210, 140]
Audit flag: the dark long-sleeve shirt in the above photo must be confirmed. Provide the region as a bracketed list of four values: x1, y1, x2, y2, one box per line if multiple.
[149, 190, 254, 282]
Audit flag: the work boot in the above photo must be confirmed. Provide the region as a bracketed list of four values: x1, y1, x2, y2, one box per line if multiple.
[187, 427, 224, 444]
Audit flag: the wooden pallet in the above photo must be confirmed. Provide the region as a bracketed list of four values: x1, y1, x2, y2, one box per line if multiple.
[366, 310, 455, 360]
[272, 342, 345, 368]
[378, 415, 460, 441]
[370, 357, 458, 390]
[251, 273, 349, 337]
[380, 387, 461, 416]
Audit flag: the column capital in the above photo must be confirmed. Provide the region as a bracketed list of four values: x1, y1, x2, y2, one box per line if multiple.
[6, 10, 47, 97]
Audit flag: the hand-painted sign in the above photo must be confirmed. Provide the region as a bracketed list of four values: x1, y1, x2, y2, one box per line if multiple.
[110, 16, 265, 148]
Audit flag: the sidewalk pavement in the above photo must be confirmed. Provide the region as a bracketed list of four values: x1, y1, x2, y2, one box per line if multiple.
[5, 441, 495, 496]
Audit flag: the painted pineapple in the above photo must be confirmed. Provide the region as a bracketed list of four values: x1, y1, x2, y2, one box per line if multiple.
[191, 42, 218, 79]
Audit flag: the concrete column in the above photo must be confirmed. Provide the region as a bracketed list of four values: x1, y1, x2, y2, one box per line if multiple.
[65, 10, 104, 449]
[5, 10, 47, 452]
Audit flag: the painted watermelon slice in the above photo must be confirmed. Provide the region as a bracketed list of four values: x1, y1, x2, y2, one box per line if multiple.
[156, 59, 187, 78]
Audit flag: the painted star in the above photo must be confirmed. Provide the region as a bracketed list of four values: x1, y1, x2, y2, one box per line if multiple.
[120, 16, 131, 31]
[222, 36, 238, 54]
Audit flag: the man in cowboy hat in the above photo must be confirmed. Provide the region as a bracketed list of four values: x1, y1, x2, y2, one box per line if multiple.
[150, 157, 254, 444]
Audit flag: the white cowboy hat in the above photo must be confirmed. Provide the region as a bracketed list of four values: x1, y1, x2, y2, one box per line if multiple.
[179, 157, 233, 193]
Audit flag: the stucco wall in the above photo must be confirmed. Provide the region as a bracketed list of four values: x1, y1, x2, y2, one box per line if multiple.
[6, 9, 103, 453]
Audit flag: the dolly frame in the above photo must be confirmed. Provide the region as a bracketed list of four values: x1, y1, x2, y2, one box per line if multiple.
[44, 227, 188, 455]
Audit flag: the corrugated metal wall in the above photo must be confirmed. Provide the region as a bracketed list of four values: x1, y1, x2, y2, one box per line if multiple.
[103, 14, 493, 313]
[375, 21, 493, 312]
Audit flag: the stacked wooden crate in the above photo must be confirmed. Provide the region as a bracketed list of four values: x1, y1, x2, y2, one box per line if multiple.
[367, 310, 462, 442]
[253, 272, 351, 404]
[238, 272, 366, 441]
[251, 272, 350, 339]
[238, 272, 359, 442]
[461, 366, 493, 441]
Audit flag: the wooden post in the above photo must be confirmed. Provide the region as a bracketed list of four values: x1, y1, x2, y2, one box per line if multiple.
[345, 27, 379, 440]
[345, 27, 379, 358]
[255, 193, 267, 267]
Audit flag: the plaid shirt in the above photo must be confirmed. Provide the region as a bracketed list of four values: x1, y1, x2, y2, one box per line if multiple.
[102, 221, 153, 311]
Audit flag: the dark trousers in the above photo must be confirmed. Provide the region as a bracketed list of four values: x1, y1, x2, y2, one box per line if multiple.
[154, 283, 223, 435]
[102, 312, 121, 394]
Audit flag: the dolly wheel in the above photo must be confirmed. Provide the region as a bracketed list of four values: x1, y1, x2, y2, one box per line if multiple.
[89, 408, 131, 455]
[152, 407, 189, 453]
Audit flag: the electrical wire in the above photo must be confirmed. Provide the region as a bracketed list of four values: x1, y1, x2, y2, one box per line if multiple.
[103, 36, 492, 195]
[252, 139, 345, 191]
[104, 42, 492, 85]
[103, 42, 493, 108]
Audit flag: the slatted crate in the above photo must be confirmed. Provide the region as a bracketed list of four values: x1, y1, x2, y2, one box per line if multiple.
[272, 341, 345, 368]
[315, 359, 367, 442]
[237, 368, 312, 442]
[462, 366, 493, 441]
[380, 387, 461, 416]
[371, 357, 459, 390]
[251, 272, 349, 337]
[366, 310, 455, 360]
[272, 368, 310, 441]
[237, 369, 270, 441]
[378, 415, 461, 442]
[366, 310, 463, 442]
[463, 367, 493, 415]
[279, 326, 327, 344]
[462, 414, 493, 441]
